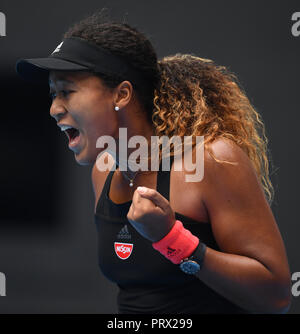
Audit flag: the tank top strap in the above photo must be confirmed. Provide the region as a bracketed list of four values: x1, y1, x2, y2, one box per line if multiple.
[156, 153, 174, 201]
[96, 160, 117, 212]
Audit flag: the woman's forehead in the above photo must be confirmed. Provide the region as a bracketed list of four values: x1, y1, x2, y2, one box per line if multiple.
[48, 70, 93, 85]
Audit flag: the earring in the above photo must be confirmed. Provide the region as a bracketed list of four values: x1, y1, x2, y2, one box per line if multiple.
[114, 106, 120, 111]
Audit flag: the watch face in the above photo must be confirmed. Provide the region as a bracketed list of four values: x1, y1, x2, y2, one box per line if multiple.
[179, 260, 200, 274]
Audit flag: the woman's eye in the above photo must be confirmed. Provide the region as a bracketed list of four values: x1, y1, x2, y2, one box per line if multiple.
[49, 91, 56, 100]
[49, 90, 72, 100]
[61, 90, 70, 97]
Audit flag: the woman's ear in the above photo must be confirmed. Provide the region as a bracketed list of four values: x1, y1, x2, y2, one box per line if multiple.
[114, 80, 133, 109]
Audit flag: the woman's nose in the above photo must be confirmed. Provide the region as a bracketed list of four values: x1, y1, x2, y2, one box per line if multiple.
[50, 101, 67, 122]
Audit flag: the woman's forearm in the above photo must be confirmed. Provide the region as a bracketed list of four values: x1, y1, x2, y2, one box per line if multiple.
[194, 246, 291, 313]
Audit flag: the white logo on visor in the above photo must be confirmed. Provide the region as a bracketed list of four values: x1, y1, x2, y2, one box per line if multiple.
[52, 42, 63, 54]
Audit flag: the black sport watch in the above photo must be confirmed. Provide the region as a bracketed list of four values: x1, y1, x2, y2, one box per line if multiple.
[179, 242, 207, 275]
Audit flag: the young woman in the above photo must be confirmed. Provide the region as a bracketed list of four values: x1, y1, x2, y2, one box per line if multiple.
[16, 11, 291, 314]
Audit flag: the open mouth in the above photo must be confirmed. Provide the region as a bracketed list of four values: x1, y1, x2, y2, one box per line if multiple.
[66, 128, 81, 149]
[65, 128, 80, 142]
[58, 124, 81, 148]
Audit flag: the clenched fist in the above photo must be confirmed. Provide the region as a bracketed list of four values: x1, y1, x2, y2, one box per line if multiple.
[127, 186, 176, 242]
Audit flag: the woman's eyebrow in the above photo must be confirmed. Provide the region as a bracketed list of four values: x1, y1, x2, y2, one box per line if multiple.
[49, 78, 76, 87]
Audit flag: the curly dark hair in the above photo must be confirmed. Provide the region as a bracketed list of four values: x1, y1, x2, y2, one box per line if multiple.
[154, 55, 274, 204]
[63, 9, 274, 204]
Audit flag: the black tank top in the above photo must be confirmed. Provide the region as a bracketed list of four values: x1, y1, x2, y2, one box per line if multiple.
[94, 154, 248, 314]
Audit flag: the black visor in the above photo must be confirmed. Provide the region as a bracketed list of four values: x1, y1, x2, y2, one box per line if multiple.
[16, 37, 148, 86]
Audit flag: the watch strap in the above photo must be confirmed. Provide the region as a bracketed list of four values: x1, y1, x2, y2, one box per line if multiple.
[184, 241, 207, 267]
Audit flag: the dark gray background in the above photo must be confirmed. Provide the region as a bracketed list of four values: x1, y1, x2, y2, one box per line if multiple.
[0, 0, 299, 313]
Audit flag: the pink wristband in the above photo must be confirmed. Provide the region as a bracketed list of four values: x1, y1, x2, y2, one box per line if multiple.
[152, 220, 199, 264]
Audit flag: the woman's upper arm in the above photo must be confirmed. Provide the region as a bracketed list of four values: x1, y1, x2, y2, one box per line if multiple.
[201, 138, 290, 282]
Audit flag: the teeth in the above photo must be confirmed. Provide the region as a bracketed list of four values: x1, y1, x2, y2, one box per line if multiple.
[59, 125, 74, 132]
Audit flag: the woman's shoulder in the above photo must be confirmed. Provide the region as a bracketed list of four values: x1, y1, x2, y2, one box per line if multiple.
[200, 136, 268, 216]
[204, 137, 250, 166]
[201, 137, 257, 184]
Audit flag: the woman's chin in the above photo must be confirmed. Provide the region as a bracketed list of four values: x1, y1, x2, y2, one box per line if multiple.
[75, 158, 91, 166]
[74, 149, 95, 166]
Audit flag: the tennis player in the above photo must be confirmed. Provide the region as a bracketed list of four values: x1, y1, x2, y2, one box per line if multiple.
[16, 11, 291, 314]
